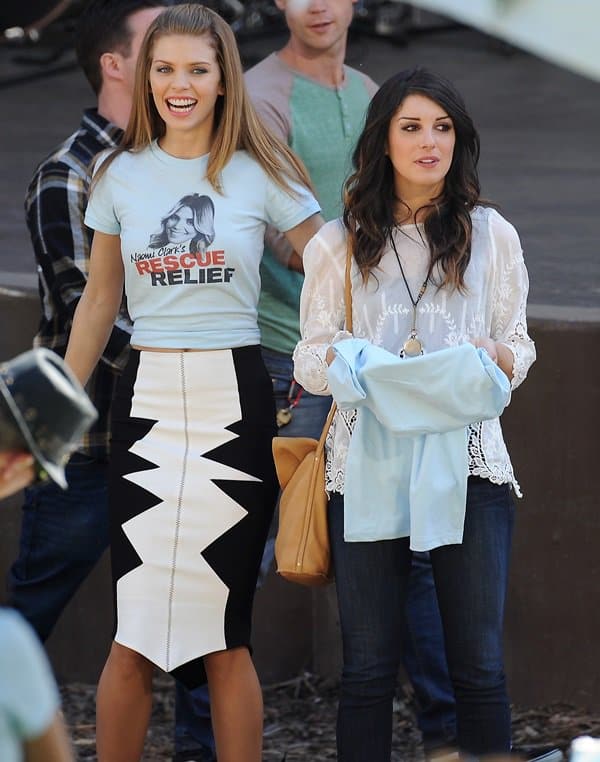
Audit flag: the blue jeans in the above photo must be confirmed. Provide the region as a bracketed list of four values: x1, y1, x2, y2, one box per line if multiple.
[402, 552, 457, 753]
[262, 346, 332, 439]
[174, 682, 214, 757]
[7, 454, 111, 641]
[329, 477, 514, 760]
[5, 454, 213, 758]
[260, 346, 333, 577]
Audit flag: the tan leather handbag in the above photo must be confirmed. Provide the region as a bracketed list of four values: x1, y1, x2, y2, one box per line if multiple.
[273, 246, 353, 586]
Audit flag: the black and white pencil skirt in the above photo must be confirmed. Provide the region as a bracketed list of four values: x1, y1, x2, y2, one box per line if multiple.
[108, 345, 278, 688]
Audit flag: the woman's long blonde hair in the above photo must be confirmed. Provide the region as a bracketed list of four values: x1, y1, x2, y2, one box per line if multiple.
[93, 3, 313, 195]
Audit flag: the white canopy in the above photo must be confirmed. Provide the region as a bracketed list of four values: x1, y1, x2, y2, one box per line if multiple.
[407, 0, 600, 82]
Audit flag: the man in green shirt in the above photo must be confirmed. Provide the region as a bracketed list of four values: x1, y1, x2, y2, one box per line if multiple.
[246, 0, 376, 438]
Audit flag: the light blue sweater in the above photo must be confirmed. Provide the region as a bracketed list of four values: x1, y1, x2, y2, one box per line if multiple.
[327, 340, 511, 550]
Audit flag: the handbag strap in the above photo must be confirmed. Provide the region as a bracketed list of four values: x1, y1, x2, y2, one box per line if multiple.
[315, 243, 354, 453]
[344, 244, 353, 334]
[315, 399, 338, 455]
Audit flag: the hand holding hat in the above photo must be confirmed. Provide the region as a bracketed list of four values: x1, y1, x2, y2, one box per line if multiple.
[0, 451, 35, 499]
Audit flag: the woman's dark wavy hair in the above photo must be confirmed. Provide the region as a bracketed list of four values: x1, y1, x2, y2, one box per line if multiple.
[343, 67, 482, 291]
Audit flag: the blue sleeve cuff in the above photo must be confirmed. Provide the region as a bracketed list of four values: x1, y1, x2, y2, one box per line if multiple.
[326, 339, 368, 407]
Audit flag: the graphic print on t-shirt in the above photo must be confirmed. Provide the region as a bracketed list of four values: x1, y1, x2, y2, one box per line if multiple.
[130, 193, 235, 287]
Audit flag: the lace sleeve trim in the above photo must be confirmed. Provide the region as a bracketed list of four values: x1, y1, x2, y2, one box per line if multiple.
[487, 209, 535, 391]
[292, 343, 330, 394]
[499, 320, 533, 390]
[467, 421, 523, 497]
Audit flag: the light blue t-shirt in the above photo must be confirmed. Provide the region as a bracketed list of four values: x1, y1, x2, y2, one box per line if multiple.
[85, 142, 320, 349]
[0, 609, 60, 762]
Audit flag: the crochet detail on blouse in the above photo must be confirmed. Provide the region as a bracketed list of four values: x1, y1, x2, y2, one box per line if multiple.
[293, 208, 535, 500]
[324, 414, 523, 498]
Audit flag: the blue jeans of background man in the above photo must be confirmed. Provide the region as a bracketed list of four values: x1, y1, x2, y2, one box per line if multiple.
[7, 454, 111, 640]
[263, 346, 333, 439]
[261, 346, 334, 568]
[329, 477, 514, 761]
[5, 454, 213, 760]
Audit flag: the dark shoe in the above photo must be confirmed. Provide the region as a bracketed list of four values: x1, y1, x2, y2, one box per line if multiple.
[172, 747, 216, 762]
[512, 747, 565, 762]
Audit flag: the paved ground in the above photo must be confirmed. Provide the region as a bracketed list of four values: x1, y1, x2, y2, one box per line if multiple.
[1, 16, 599, 311]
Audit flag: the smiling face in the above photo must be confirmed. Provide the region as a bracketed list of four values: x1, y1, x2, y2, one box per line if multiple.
[149, 33, 224, 152]
[276, 0, 357, 55]
[387, 93, 456, 202]
[165, 205, 196, 243]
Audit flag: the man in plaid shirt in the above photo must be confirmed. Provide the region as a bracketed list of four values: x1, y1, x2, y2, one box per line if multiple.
[25, 114, 130, 460]
[8, 0, 160, 638]
[6, 2, 216, 760]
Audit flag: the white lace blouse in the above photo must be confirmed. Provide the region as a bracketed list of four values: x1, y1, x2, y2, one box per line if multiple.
[292, 206, 536, 496]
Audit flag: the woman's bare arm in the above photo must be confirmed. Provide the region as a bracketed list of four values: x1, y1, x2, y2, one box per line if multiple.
[64, 232, 124, 386]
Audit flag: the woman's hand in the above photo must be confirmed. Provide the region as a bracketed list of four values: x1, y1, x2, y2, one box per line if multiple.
[470, 336, 499, 363]
[287, 250, 304, 273]
[0, 451, 35, 499]
[326, 346, 336, 366]
[469, 337, 514, 381]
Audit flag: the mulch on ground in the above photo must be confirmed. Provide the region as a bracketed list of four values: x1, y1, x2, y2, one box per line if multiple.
[60, 672, 600, 761]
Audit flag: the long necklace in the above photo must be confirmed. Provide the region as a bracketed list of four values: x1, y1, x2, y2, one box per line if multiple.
[390, 232, 430, 358]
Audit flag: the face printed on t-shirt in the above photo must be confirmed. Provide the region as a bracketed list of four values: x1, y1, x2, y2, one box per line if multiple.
[148, 194, 216, 252]
[164, 205, 197, 244]
[131, 192, 236, 287]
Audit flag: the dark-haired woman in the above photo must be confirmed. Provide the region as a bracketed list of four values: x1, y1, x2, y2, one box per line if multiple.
[293, 67, 535, 760]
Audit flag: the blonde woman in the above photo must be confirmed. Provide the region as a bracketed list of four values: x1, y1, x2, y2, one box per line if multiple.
[64, 5, 322, 760]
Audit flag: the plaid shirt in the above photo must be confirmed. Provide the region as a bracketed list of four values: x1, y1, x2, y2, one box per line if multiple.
[25, 108, 131, 460]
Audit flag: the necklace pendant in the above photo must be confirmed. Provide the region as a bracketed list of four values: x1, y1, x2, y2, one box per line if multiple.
[401, 332, 424, 358]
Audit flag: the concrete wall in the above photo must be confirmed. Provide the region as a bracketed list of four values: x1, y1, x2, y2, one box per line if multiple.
[1, 289, 599, 708]
[502, 311, 600, 709]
